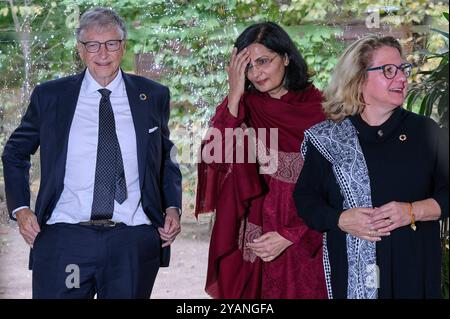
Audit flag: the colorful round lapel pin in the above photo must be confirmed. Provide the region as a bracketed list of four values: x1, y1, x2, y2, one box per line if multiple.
[139, 93, 148, 101]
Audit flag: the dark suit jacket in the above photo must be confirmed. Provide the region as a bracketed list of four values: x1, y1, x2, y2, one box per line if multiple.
[1, 70, 182, 267]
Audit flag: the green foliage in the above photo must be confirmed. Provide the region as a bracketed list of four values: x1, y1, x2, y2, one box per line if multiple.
[2, 0, 446, 121]
[406, 12, 449, 128]
[0, 1, 82, 88]
[0, 1, 344, 114]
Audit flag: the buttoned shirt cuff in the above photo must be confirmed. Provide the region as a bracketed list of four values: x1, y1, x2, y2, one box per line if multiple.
[12, 206, 29, 219]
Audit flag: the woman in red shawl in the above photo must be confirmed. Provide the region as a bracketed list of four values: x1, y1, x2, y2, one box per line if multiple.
[196, 22, 327, 299]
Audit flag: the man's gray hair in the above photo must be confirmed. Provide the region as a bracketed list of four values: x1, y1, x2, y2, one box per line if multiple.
[76, 7, 127, 41]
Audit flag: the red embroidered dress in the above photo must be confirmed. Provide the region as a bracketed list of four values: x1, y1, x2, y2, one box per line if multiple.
[196, 86, 327, 299]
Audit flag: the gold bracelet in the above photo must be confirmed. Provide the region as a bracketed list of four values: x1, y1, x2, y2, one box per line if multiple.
[408, 202, 416, 231]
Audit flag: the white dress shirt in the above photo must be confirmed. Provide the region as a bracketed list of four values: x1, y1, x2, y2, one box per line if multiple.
[46, 69, 151, 226]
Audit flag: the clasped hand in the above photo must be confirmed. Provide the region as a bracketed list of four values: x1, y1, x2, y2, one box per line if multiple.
[158, 208, 181, 247]
[338, 201, 411, 241]
[246, 231, 293, 262]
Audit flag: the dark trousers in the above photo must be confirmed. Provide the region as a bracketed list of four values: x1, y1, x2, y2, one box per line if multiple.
[32, 223, 160, 299]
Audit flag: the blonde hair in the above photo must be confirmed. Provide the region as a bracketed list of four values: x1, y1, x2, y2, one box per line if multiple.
[323, 35, 402, 122]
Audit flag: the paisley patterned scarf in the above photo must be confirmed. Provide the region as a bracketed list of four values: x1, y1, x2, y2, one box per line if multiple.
[302, 118, 378, 299]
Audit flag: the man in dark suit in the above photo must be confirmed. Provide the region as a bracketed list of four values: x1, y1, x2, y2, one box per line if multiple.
[1, 7, 182, 298]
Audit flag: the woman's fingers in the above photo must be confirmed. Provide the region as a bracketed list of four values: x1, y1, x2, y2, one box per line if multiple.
[359, 235, 382, 242]
[229, 47, 237, 70]
[371, 209, 390, 223]
[360, 228, 390, 241]
[247, 243, 267, 254]
[229, 47, 249, 74]
[236, 49, 250, 74]
[372, 218, 391, 230]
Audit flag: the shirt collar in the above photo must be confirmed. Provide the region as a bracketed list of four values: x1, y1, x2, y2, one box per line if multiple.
[83, 68, 124, 97]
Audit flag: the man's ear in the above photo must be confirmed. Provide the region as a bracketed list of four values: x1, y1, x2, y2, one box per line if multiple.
[76, 42, 84, 58]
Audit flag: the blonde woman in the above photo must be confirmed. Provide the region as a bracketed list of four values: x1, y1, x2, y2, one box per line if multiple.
[293, 35, 448, 299]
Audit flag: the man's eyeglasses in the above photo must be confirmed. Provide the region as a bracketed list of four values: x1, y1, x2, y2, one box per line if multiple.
[79, 39, 123, 53]
[246, 55, 279, 74]
[367, 63, 413, 79]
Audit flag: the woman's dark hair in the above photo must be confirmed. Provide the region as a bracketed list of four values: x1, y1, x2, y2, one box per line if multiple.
[234, 22, 310, 92]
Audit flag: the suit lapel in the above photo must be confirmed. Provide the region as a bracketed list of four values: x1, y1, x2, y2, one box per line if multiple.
[54, 71, 85, 193]
[122, 71, 150, 189]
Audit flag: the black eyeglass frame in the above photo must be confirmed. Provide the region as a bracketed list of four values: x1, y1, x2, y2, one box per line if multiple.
[79, 39, 124, 53]
[366, 63, 413, 79]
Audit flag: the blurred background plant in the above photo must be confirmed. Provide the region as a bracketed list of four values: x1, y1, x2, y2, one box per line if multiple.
[405, 11, 448, 298]
[0, 0, 449, 297]
[406, 12, 448, 129]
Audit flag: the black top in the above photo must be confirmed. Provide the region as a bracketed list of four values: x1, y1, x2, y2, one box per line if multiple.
[293, 107, 449, 299]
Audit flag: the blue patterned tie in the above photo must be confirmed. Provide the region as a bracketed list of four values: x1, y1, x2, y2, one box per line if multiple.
[91, 88, 127, 220]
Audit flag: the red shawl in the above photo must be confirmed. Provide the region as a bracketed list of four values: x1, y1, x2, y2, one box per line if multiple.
[196, 85, 327, 299]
